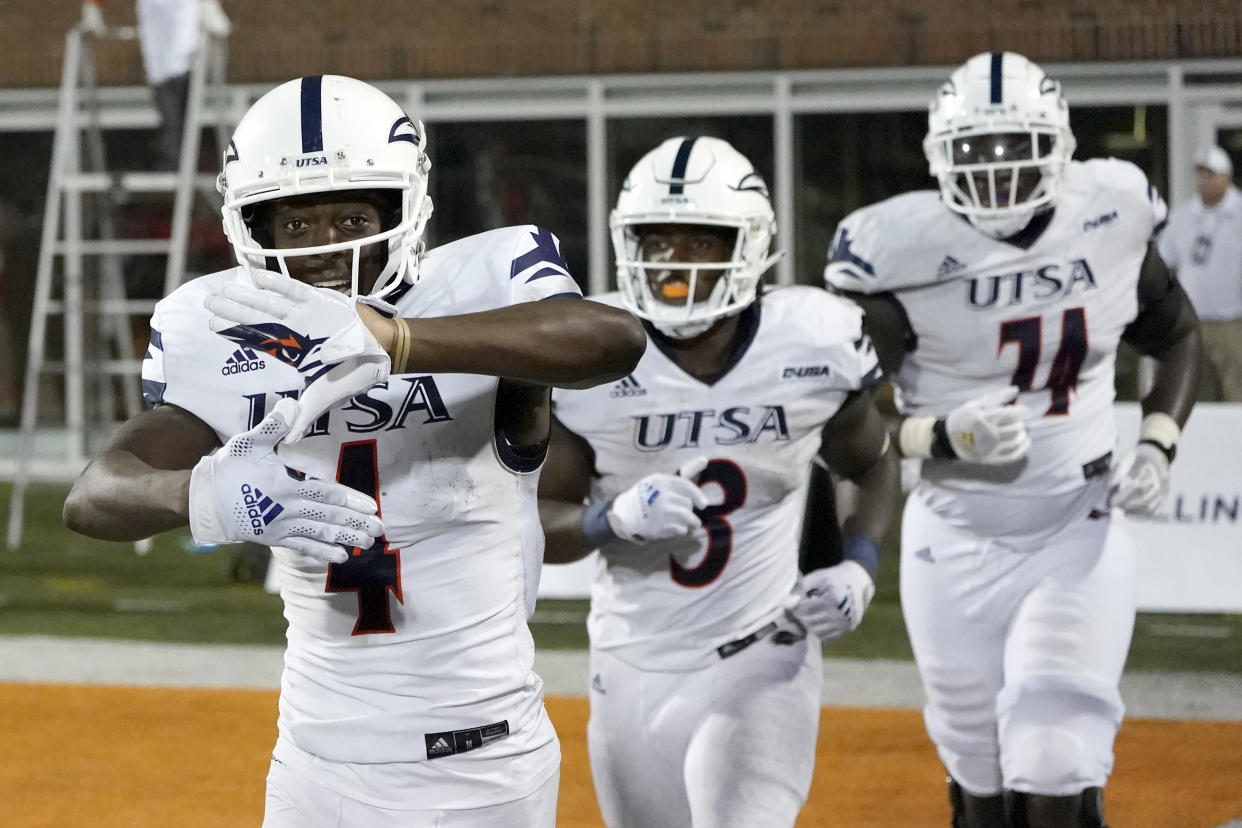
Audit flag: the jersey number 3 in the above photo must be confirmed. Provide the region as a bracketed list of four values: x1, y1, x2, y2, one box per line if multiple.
[671, 459, 746, 588]
[999, 307, 1087, 416]
[326, 441, 403, 635]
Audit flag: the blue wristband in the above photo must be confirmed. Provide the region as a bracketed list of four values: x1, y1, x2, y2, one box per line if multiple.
[582, 499, 617, 548]
[843, 535, 881, 580]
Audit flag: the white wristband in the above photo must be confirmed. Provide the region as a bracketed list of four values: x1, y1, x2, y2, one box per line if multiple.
[1139, 411, 1180, 461]
[898, 416, 937, 460]
[1139, 412, 1180, 451]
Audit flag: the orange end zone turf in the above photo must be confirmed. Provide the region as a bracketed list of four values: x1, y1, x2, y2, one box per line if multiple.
[1, 685, 1239, 827]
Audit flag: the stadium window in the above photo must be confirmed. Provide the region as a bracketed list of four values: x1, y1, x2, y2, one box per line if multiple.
[426, 120, 589, 291]
[1070, 105, 1170, 199]
[795, 111, 929, 286]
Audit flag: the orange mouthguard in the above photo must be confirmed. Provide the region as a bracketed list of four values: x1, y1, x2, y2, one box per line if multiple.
[660, 282, 690, 299]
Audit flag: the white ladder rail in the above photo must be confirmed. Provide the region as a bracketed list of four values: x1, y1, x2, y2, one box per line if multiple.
[6, 28, 85, 550]
[6, 25, 229, 551]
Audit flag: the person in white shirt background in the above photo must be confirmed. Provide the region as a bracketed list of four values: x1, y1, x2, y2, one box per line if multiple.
[81, 0, 231, 169]
[1158, 145, 1242, 400]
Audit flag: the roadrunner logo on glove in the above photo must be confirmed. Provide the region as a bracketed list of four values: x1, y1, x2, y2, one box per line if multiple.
[241, 484, 284, 535]
[215, 323, 326, 371]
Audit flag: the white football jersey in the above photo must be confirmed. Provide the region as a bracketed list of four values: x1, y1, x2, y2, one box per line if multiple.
[826, 159, 1166, 537]
[553, 286, 880, 672]
[142, 226, 578, 797]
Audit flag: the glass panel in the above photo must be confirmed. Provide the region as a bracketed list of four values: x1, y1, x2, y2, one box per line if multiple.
[427, 120, 588, 289]
[795, 111, 929, 285]
[1070, 105, 1170, 197]
[0, 130, 53, 424]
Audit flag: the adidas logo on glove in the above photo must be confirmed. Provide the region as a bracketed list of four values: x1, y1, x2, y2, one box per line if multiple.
[241, 484, 284, 535]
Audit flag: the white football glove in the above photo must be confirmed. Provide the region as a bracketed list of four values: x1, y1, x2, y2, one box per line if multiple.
[786, 560, 875, 642]
[188, 398, 384, 566]
[606, 456, 713, 544]
[944, 385, 1032, 464]
[205, 270, 391, 445]
[1109, 442, 1170, 519]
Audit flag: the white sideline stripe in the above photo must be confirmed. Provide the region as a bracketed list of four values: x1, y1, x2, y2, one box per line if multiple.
[1144, 622, 1232, 639]
[0, 636, 1240, 721]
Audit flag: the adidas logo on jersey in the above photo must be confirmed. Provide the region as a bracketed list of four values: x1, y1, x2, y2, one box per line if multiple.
[427, 736, 453, 758]
[221, 347, 266, 376]
[610, 374, 646, 398]
[240, 484, 284, 536]
[935, 255, 967, 280]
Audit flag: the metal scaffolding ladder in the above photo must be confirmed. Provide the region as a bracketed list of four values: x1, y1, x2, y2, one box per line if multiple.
[5, 22, 228, 549]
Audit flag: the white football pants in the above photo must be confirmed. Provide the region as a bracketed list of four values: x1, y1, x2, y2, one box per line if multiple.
[900, 486, 1136, 797]
[587, 625, 822, 828]
[262, 743, 559, 827]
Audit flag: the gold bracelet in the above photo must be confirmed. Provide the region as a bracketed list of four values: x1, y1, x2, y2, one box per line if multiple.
[391, 317, 411, 375]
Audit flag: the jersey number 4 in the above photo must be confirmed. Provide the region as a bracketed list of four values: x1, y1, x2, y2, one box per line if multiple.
[325, 441, 403, 635]
[999, 307, 1087, 416]
[671, 459, 746, 588]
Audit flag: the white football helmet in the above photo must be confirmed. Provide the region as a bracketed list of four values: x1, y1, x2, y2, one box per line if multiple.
[218, 75, 434, 298]
[611, 136, 781, 339]
[924, 52, 1076, 239]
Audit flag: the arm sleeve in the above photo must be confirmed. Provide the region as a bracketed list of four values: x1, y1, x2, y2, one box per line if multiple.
[1156, 214, 1181, 268]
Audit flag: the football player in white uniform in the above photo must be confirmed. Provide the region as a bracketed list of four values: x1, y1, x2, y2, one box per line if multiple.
[539, 136, 900, 828]
[824, 53, 1202, 828]
[63, 75, 646, 828]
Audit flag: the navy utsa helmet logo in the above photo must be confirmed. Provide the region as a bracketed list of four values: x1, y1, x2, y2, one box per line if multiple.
[388, 116, 421, 146]
[730, 171, 769, 198]
[216, 323, 325, 370]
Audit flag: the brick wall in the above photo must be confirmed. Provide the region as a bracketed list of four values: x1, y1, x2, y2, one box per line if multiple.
[3, 0, 1240, 88]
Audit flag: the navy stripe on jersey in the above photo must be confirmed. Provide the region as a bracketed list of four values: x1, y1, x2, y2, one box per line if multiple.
[827, 227, 875, 279]
[524, 267, 567, 283]
[300, 75, 324, 154]
[510, 227, 569, 282]
[860, 362, 883, 388]
[142, 379, 166, 405]
[541, 292, 581, 301]
[149, 328, 164, 349]
[990, 53, 1004, 104]
[668, 137, 698, 195]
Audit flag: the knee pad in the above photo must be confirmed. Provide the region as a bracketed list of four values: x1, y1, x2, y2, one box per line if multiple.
[925, 708, 1003, 796]
[997, 675, 1123, 795]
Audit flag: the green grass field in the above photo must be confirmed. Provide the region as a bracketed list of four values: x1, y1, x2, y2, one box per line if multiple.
[2, 483, 1239, 673]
